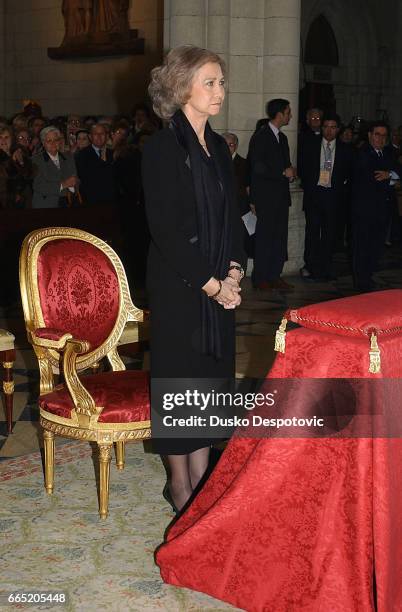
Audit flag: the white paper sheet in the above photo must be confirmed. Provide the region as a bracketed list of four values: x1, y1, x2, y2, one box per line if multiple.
[242, 210, 256, 236]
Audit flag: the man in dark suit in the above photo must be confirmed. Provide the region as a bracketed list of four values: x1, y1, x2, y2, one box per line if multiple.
[352, 121, 402, 291]
[223, 132, 254, 259]
[297, 108, 323, 173]
[247, 98, 296, 290]
[298, 113, 352, 280]
[297, 108, 324, 277]
[75, 123, 117, 206]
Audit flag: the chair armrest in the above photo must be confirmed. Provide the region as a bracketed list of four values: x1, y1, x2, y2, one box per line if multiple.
[62, 338, 97, 422]
[32, 327, 74, 350]
[33, 331, 96, 422]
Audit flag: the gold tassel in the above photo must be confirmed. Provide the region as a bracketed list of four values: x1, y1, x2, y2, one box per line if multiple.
[274, 318, 288, 353]
[368, 332, 381, 374]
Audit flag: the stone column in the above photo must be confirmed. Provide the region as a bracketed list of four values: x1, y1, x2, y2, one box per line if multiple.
[163, 0, 304, 273]
[263, 0, 304, 274]
[0, 0, 5, 113]
[263, 0, 300, 163]
[164, 0, 206, 50]
[206, 0, 230, 130]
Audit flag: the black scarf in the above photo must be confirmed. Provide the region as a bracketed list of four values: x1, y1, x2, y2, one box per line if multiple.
[169, 109, 232, 360]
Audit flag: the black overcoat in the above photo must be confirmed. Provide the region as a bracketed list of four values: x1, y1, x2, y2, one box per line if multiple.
[142, 126, 245, 454]
[75, 145, 117, 206]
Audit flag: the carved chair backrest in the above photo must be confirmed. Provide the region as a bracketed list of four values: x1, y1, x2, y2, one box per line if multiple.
[37, 238, 120, 349]
[20, 227, 142, 392]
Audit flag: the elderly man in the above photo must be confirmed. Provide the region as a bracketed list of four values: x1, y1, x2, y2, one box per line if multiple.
[297, 108, 324, 170]
[223, 132, 254, 259]
[32, 126, 78, 208]
[298, 107, 324, 278]
[247, 98, 296, 290]
[298, 109, 323, 182]
[352, 121, 402, 291]
[75, 123, 116, 206]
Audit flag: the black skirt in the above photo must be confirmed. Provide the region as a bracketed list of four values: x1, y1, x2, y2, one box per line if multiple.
[148, 151, 235, 455]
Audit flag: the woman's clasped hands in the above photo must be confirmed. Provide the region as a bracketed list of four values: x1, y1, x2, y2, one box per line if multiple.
[203, 276, 241, 309]
[217, 277, 241, 309]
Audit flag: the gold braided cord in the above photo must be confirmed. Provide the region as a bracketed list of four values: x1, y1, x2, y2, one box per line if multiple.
[290, 314, 402, 337]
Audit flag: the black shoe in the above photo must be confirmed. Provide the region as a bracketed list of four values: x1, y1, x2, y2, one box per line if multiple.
[163, 483, 179, 514]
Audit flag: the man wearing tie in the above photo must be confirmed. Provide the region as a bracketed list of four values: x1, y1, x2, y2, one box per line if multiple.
[352, 121, 402, 291]
[247, 98, 296, 290]
[75, 122, 116, 206]
[298, 113, 352, 281]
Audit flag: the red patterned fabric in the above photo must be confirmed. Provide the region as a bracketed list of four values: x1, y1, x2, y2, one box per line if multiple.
[37, 239, 119, 350]
[39, 370, 150, 423]
[156, 328, 402, 610]
[288, 289, 402, 339]
[34, 327, 72, 342]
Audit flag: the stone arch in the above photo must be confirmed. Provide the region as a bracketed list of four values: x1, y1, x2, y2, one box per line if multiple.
[301, 0, 379, 120]
[304, 14, 339, 66]
[302, 0, 378, 71]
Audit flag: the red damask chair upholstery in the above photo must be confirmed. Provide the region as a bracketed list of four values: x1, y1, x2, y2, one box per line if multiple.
[19, 227, 150, 518]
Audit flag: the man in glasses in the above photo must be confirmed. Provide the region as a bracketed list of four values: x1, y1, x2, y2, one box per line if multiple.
[352, 121, 402, 291]
[223, 132, 254, 260]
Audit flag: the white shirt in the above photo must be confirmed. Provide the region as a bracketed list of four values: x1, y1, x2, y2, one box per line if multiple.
[92, 144, 105, 158]
[48, 152, 60, 169]
[320, 138, 336, 169]
[269, 122, 280, 143]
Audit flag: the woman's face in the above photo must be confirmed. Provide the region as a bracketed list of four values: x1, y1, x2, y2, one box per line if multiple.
[32, 118, 45, 135]
[13, 116, 28, 131]
[183, 62, 225, 120]
[112, 128, 127, 147]
[16, 130, 31, 149]
[0, 132, 12, 152]
[76, 132, 90, 149]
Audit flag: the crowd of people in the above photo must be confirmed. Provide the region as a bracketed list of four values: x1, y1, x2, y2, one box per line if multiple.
[230, 104, 402, 293]
[1, 97, 401, 294]
[297, 108, 402, 290]
[0, 100, 159, 211]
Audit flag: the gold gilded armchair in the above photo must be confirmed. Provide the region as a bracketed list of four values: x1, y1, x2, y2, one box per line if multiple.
[19, 227, 150, 518]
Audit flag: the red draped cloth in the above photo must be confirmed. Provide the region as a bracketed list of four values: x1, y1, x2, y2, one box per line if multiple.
[155, 327, 402, 612]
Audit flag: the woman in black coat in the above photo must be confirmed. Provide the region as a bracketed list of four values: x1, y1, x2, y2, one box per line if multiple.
[142, 45, 246, 513]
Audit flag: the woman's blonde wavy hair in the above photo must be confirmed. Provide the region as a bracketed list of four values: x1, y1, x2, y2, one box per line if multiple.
[148, 45, 226, 121]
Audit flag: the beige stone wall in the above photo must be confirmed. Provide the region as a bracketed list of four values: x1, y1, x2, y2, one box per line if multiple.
[164, 0, 300, 162]
[4, 0, 163, 117]
[164, 0, 304, 274]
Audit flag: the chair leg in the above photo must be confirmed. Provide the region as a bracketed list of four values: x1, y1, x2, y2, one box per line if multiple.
[2, 360, 14, 435]
[115, 441, 125, 470]
[43, 430, 55, 494]
[98, 443, 112, 519]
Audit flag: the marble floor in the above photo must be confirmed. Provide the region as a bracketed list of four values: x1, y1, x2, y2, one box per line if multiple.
[1, 246, 402, 460]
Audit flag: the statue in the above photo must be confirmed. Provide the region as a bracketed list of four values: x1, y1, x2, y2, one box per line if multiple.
[94, 0, 130, 34]
[51, 0, 144, 59]
[62, 0, 93, 42]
